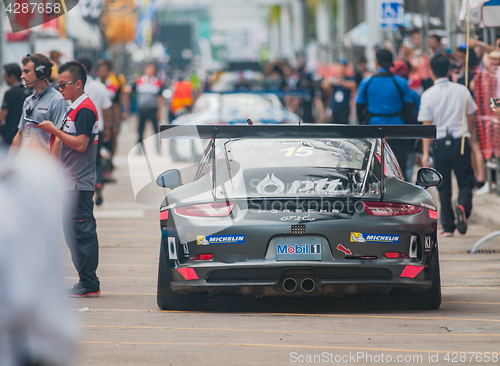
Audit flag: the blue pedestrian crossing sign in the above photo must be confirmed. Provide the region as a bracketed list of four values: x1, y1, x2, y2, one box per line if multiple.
[379, 1, 404, 29]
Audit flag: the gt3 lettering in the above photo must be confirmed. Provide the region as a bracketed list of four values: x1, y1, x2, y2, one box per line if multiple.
[280, 216, 316, 221]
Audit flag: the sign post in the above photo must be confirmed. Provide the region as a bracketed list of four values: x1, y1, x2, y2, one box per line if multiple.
[379, 0, 404, 29]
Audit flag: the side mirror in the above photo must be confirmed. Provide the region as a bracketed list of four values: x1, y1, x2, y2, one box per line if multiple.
[156, 169, 183, 189]
[415, 168, 443, 188]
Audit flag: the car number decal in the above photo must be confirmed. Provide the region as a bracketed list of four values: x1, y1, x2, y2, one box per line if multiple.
[281, 146, 314, 157]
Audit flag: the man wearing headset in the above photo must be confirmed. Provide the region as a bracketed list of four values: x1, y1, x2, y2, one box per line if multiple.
[37, 61, 101, 297]
[9, 53, 67, 154]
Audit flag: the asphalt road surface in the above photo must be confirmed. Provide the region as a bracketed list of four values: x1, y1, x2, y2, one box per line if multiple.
[68, 120, 500, 366]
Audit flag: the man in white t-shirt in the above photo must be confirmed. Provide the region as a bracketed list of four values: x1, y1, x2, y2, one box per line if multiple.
[418, 55, 477, 237]
[78, 57, 112, 205]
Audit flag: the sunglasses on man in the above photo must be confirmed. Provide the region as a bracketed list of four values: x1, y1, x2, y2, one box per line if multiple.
[58, 80, 77, 90]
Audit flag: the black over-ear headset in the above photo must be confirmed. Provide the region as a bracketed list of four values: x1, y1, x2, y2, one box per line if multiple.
[27, 54, 50, 79]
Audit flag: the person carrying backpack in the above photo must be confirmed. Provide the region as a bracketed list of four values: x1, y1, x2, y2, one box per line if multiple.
[355, 49, 415, 179]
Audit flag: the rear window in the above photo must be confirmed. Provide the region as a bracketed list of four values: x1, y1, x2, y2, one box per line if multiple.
[226, 139, 372, 171]
[221, 95, 274, 110]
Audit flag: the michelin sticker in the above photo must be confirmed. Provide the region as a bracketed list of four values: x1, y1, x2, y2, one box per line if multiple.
[197, 235, 246, 245]
[350, 232, 400, 243]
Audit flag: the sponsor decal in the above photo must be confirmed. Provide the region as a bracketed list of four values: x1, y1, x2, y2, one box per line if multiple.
[168, 237, 178, 260]
[258, 209, 341, 214]
[182, 242, 190, 258]
[420, 202, 437, 211]
[161, 203, 176, 211]
[256, 174, 286, 194]
[350, 232, 366, 242]
[336, 244, 352, 255]
[197, 235, 245, 245]
[255, 174, 350, 196]
[350, 232, 399, 243]
[277, 243, 321, 255]
[425, 236, 431, 251]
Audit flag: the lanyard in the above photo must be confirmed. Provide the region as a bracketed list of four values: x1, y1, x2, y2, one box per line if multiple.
[25, 87, 49, 122]
[60, 108, 74, 131]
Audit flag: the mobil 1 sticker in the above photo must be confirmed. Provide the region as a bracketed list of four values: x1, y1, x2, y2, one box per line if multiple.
[276, 237, 322, 261]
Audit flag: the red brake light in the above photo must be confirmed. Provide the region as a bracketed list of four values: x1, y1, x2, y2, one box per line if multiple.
[175, 201, 234, 217]
[384, 252, 410, 259]
[363, 202, 422, 216]
[190, 254, 214, 261]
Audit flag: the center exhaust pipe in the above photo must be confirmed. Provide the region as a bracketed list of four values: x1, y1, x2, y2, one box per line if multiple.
[301, 278, 315, 293]
[283, 278, 297, 292]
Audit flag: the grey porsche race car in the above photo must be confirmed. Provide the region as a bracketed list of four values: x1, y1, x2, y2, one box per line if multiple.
[156, 125, 442, 311]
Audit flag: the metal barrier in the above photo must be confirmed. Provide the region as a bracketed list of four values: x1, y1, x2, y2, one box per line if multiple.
[469, 66, 500, 253]
[475, 65, 500, 195]
[470, 231, 500, 253]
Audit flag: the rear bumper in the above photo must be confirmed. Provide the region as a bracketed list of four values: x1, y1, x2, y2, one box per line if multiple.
[169, 261, 434, 296]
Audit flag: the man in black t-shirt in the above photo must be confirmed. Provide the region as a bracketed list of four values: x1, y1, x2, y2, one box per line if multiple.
[0, 64, 31, 148]
[328, 59, 356, 124]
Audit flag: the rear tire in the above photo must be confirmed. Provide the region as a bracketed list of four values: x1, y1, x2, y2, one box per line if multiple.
[392, 252, 441, 310]
[157, 240, 207, 311]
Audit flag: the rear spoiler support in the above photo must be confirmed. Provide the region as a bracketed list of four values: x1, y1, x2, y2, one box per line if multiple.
[379, 127, 385, 201]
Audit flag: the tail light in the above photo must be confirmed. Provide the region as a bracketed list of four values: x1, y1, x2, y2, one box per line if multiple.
[190, 254, 214, 261]
[384, 252, 410, 259]
[363, 202, 422, 216]
[175, 201, 234, 217]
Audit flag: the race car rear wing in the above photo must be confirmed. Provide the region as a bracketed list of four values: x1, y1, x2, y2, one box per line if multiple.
[160, 124, 436, 201]
[160, 124, 435, 140]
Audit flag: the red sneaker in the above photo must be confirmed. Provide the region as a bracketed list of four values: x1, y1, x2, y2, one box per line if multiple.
[69, 284, 101, 298]
[455, 205, 467, 235]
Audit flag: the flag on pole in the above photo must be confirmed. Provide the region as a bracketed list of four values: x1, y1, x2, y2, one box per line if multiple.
[482, 0, 500, 27]
[460, 0, 490, 23]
